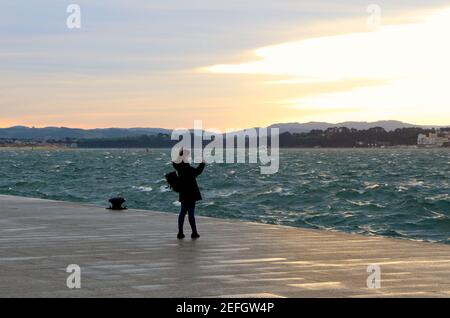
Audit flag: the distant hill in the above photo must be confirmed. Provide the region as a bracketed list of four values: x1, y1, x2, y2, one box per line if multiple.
[267, 120, 442, 133]
[0, 121, 445, 140]
[74, 127, 439, 149]
[0, 126, 171, 140]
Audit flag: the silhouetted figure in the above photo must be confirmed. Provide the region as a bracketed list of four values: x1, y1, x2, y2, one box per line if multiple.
[172, 149, 205, 239]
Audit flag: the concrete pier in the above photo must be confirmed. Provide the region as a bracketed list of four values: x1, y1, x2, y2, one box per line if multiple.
[1, 194, 450, 298]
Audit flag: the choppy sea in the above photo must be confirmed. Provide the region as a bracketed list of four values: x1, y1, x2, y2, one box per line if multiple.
[0, 148, 449, 243]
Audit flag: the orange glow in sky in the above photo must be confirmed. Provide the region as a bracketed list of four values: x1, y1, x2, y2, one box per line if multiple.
[1, 3, 450, 129]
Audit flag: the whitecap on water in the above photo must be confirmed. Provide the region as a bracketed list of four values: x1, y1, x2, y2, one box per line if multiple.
[342, 211, 354, 218]
[133, 186, 153, 192]
[159, 186, 170, 193]
[406, 179, 425, 187]
[219, 190, 238, 197]
[273, 186, 283, 193]
[172, 201, 181, 207]
[396, 186, 408, 192]
[261, 187, 283, 195]
[424, 208, 446, 219]
[132, 160, 142, 166]
[347, 200, 385, 208]
[208, 190, 238, 198]
[425, 194, 450, 201]
[364, 183, 381, 190]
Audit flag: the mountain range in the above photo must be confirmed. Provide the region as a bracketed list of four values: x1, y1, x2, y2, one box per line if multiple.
[267, 120, 443, 134]
[0, 121, 445, 140]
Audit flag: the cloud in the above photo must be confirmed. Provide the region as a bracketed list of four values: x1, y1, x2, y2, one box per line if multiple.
[205, 8, 450, 81]
[2, 1, 450, 128]
[203, 7, 450, 124]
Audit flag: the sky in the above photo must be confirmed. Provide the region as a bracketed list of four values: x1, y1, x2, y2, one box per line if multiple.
[1, 0, 450, 129]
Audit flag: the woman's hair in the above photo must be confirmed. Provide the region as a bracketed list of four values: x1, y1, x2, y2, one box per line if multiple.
[179, 149, 190, 157]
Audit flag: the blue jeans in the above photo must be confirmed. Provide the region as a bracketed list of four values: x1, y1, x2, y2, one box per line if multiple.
[178, 201, 197, 234]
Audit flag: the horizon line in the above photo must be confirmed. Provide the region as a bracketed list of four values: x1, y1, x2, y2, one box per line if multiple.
[1, 120, 449, 131]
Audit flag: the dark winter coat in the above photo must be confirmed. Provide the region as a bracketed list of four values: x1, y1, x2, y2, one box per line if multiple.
[172, 162, 205, 203]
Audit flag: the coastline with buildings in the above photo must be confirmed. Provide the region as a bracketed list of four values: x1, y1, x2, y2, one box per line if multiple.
[1, 124, 450, 149]
[0, 138, 70, 149]
[417, 128, 450, 148]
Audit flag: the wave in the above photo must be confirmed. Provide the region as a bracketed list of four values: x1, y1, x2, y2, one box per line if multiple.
[159, 186, 170, 193]
[347, 200, 386, 208]
[133, 186, 153, 192]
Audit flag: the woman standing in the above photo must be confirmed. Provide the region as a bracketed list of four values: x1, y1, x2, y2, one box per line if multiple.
[172, 149, 205, 239]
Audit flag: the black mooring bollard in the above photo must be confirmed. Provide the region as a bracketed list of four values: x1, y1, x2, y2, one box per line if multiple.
[108, 197, 127, 210]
